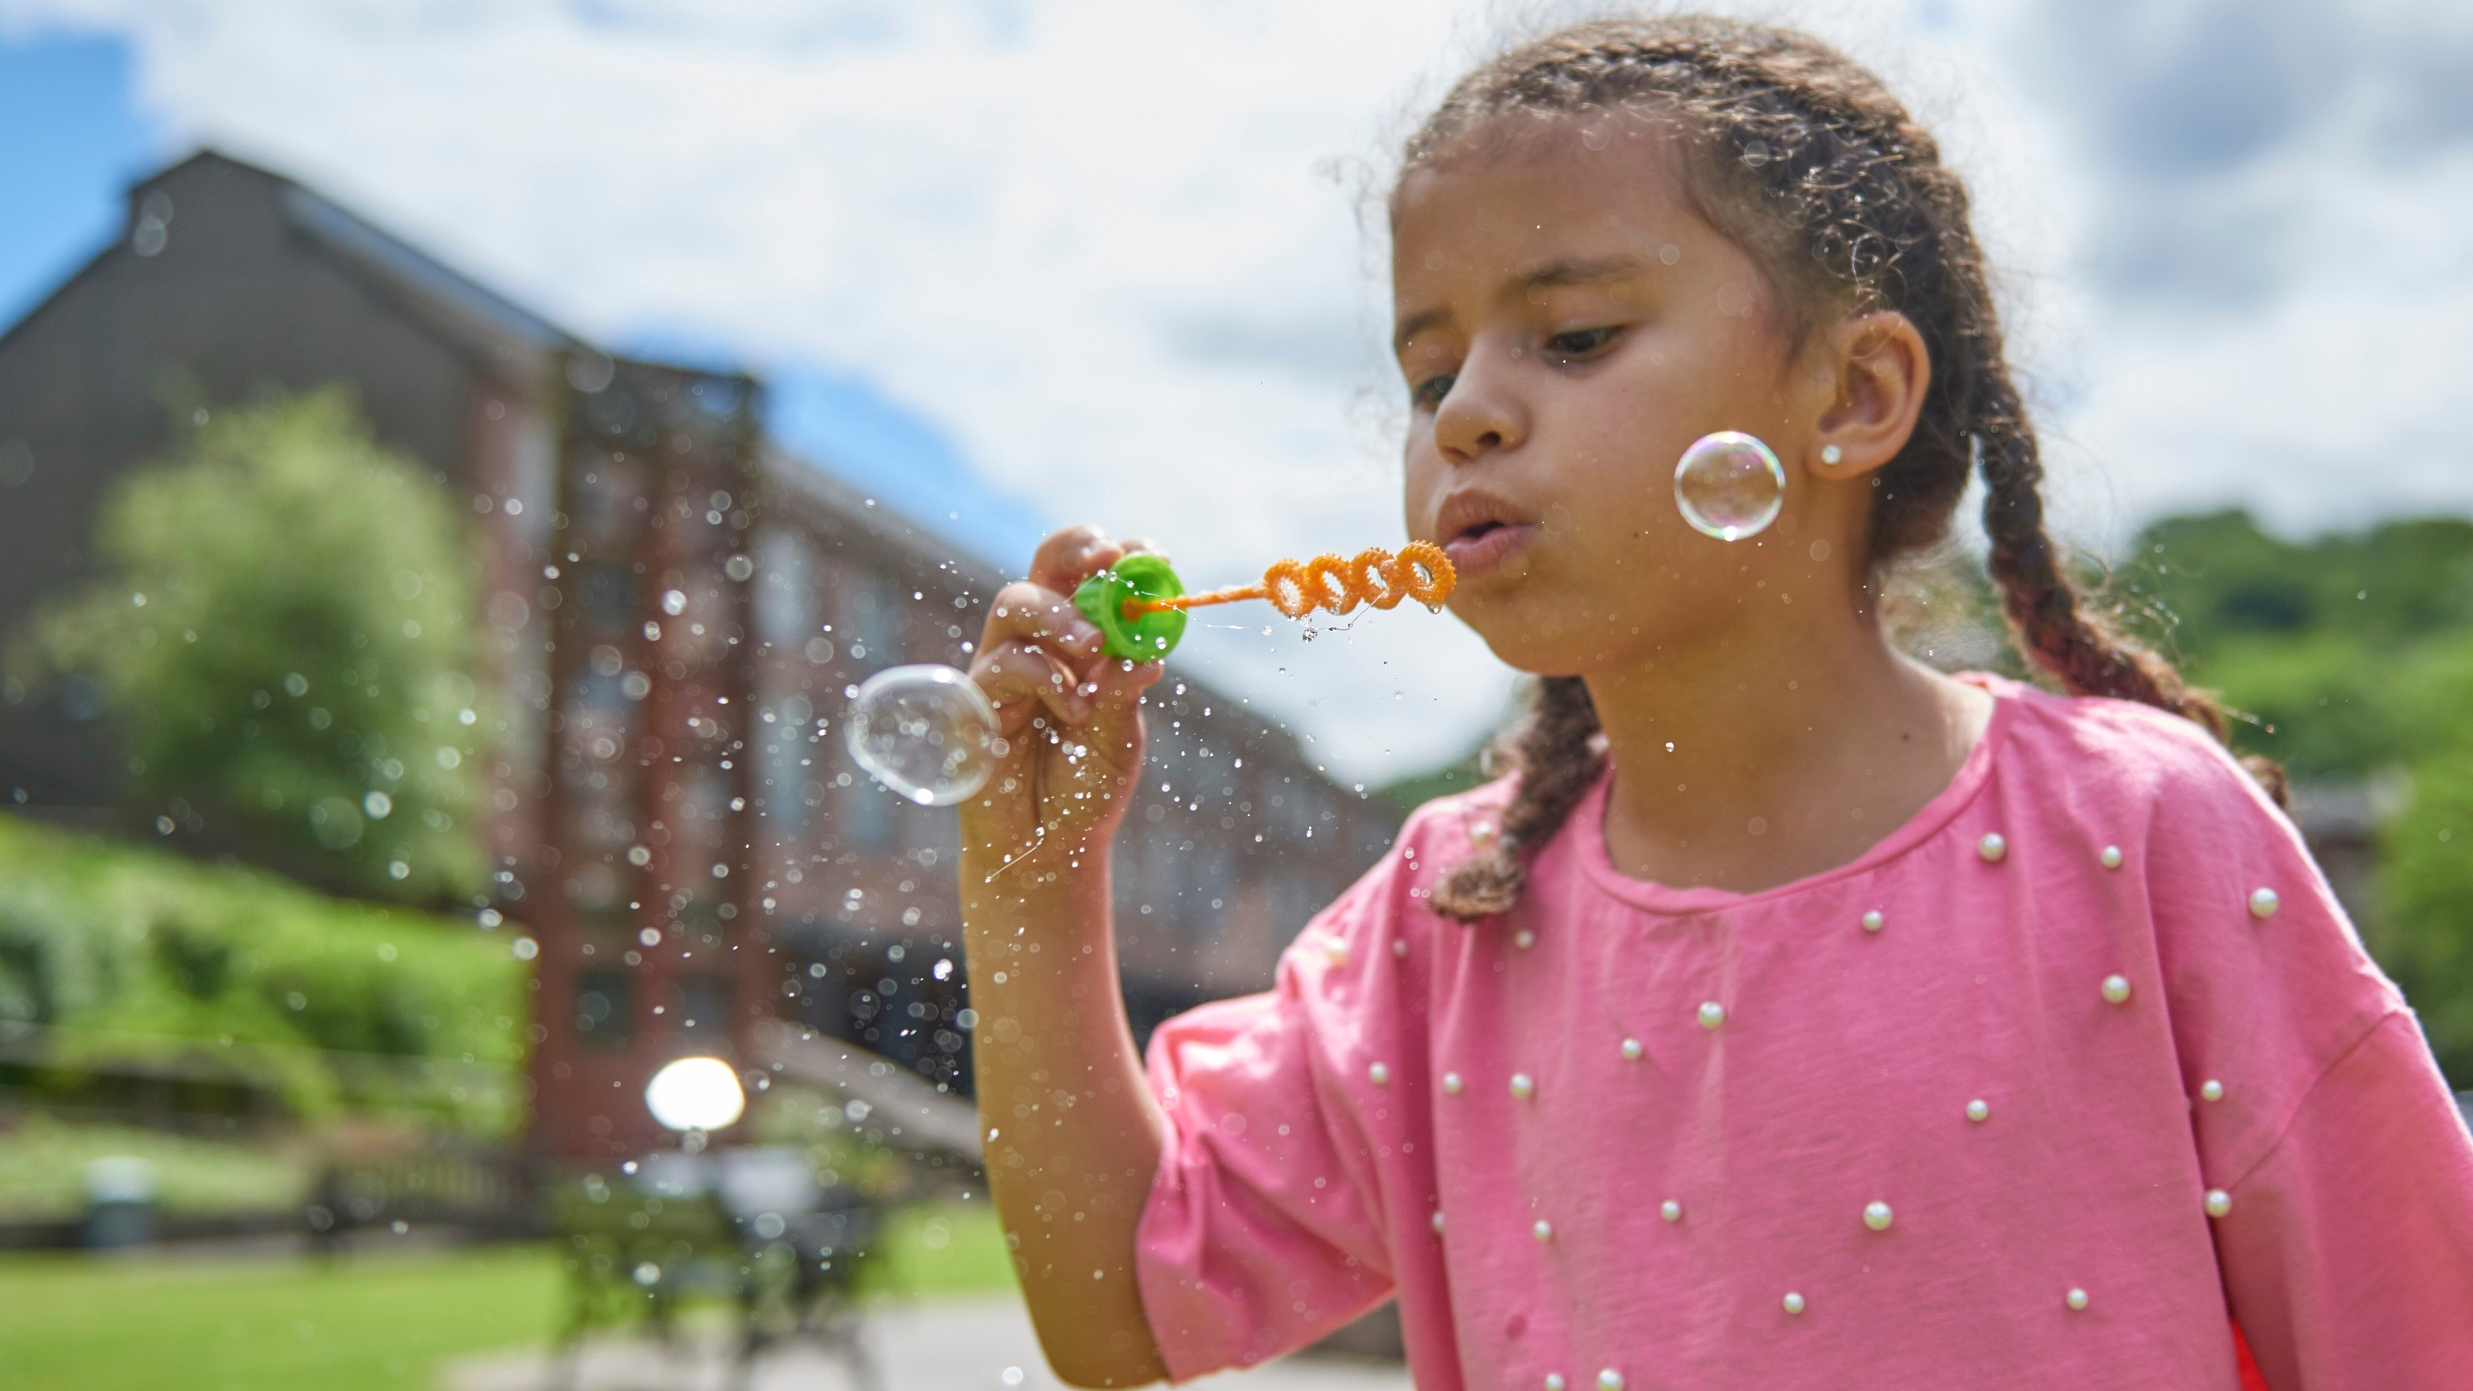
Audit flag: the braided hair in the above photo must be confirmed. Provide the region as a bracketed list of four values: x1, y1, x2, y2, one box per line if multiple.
[1422, 15, 2277, 924]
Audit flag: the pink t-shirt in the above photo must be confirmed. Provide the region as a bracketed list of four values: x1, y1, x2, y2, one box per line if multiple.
[1135, 675, 2473, 1389]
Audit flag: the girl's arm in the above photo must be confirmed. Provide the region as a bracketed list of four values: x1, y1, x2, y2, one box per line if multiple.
[958, 526, 1170, 1388]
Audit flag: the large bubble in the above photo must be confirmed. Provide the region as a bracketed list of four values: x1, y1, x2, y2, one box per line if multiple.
[844, 664, 1000, 806]
[1673, 430, 1786, 542]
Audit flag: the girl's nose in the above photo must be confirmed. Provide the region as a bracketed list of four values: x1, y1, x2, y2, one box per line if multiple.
[1433, 350, 1527, 465]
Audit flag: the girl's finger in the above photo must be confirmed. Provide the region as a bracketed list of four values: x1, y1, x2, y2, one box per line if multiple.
[970, 639, 1090, 728]
[1086, 652, 1168, 713]
[1026, 525, 1127, 595]
[985, 580, 1103, 663]
[1074, 655, 1166, 765]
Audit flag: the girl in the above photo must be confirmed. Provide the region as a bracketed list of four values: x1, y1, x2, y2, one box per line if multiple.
[958, 16, 2473, 1390]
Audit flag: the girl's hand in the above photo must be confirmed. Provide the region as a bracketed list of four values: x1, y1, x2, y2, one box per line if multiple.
[960, 525, 1166, 875]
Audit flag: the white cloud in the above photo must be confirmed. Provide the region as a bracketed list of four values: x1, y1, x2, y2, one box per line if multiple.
[5, 0, 2467, 779]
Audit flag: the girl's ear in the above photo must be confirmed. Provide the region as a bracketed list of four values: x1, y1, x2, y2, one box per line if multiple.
[1806, 311, 1931, 480]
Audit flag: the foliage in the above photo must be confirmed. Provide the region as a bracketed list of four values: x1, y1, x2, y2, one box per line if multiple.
[1375, 751, 1486, 822]
[2116, 509, 2473, 777]
[2175, 633, 2403, 778]
[16, 387, 488, 901]
[2373, 631, 2473, 1086]
[0, 1115, 311, 1219]
[2121, 510, 2473, 660]
[860, 1199, 1015, 1298]
[2379, 737, 2473, 1085]
[0, 810, 526, 1132]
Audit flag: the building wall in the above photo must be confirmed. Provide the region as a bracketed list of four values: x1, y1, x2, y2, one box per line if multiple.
[528, 362, 768, 1162]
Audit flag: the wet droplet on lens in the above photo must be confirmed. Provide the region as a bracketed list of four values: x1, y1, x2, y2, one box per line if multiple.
[1674, 431, 1786, 541]
[844, 665, 999, 806]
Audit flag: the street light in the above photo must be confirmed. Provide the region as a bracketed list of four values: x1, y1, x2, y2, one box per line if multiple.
[645, 1056, 745, 1149]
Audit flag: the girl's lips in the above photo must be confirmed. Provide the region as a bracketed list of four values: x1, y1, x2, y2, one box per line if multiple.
[1442, 522, 1535, 577]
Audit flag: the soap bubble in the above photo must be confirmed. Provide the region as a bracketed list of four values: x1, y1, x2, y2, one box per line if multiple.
[844, 664, 1000, 806]
[1674, 431, 1786, 541]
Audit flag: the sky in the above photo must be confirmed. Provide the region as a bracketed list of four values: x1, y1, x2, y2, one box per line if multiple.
[1, 0, 2468, 783]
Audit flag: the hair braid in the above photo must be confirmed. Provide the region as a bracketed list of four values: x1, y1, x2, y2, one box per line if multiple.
[1972, 407, 2290, 804]
[1429, 676, 1603, 921]
[1409, 15, 2282, 924]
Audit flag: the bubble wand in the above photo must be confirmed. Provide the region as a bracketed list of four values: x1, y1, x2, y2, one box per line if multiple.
[1065, 541, 1457, 661]
[840, 541, 1458, 806]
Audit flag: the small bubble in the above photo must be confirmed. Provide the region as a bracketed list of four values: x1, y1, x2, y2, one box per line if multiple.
[1674, 432, 1786, 541]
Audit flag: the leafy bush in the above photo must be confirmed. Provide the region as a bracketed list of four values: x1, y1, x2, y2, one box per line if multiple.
[0, 1115, 311, 1219]
[2379, 741, 2473, 1086]
[0, 812, 526, 1132]
[2373, 632, 2473, 1086]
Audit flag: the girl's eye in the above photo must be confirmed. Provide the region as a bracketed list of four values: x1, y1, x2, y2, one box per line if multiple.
[1411, 373, 1456, 410]
[1546, 326, 1621, 359]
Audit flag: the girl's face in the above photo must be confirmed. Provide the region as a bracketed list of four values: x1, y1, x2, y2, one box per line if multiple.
[1395, 119, 1836, 677]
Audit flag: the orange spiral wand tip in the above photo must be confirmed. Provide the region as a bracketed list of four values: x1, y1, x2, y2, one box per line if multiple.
[1122, 541, 1456, 621]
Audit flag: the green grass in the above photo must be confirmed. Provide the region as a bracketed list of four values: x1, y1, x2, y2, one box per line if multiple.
[0, 1201, 1017, 1390]
[0, 1116, 310, 1218]
[860, 1197, 1015, 1297]
[0, 1244, 561, 1391]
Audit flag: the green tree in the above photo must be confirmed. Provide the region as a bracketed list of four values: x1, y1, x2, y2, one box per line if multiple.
[17, 388, 486, 901]
[2117, 509, 2473, 778]
[2375, 633, 2473, 1086]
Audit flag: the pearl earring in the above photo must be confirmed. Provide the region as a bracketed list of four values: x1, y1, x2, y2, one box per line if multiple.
[1820, 444, 1844, 465]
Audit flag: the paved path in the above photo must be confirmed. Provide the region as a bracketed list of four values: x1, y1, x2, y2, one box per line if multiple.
[442, 1296, 1413, 1391]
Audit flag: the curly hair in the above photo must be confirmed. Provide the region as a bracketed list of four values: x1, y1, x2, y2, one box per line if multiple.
[1422, 15, 2278, 923]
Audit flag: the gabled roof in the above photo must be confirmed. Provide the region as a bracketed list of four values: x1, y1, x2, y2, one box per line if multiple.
[271, 168, 575, 359]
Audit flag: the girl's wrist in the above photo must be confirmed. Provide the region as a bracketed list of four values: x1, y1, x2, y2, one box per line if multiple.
[960, 835, 1115, 920]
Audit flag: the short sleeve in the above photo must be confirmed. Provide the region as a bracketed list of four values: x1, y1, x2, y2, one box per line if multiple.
[2142, 727, 2473, 1385]
[1133, 845, 1413, 1380]
[2211, 1012, 2473, 1389]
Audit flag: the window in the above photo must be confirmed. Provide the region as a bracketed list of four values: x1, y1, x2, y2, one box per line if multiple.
[570, 561, 637, 630]
[759, 690, 817, 839]
[753, 526, 819, 649]
[674, 975, 732, 1036]
[842, 773, 892, 851]
[574, 968, 632, 1050]
[836, 564, 904, 672]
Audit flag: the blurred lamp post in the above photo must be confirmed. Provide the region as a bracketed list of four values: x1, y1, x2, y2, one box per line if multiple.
[645, 1056, 746, 1153]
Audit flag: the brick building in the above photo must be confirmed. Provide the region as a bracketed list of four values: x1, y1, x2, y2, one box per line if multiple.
[0, 150, 1396, 1163]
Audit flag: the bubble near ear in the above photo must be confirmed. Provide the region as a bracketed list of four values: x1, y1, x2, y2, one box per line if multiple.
[1674, 431, 1785, 542]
